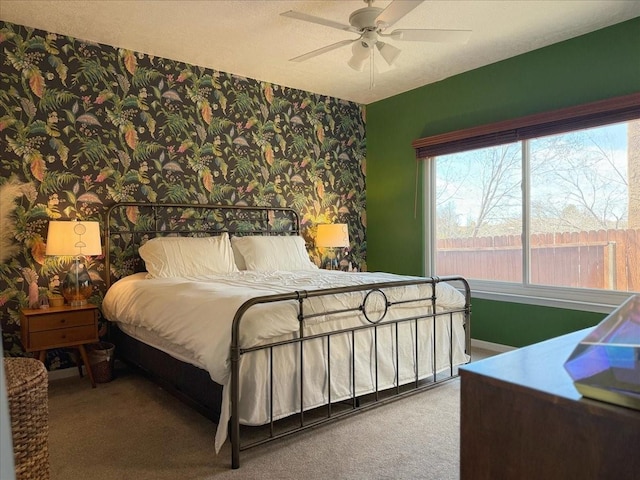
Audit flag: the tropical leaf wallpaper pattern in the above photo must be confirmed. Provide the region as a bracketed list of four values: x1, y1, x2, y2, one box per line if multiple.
[0, 21, 367, 365]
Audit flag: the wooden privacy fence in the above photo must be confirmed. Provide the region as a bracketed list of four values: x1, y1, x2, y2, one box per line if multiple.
[437, 229, 640, 292]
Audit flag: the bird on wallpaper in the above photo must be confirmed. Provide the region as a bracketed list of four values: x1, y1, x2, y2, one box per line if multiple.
[22, 268, 40, 308]
[0, 177, 30, 265]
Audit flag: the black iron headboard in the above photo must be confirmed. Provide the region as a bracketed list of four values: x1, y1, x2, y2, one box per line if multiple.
[104, 202, 301, 288]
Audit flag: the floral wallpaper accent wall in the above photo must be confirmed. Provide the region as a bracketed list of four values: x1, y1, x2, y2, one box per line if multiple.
[0, 22, 367, 365]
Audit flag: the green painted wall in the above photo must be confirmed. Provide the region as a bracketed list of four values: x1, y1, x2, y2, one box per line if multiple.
[366, 18, 640, 346]
[471, 298, 605, 347]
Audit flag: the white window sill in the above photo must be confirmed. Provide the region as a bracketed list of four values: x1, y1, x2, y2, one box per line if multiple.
[467, 281, 633, 314]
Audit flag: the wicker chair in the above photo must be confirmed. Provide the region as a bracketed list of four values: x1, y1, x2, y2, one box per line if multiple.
[4, 357, 50, 480]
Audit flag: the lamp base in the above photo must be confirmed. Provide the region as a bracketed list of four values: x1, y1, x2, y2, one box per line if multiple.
[67, 299, 89, 307]
[61, 259, 93, 306]
[323, 248, 341, 270]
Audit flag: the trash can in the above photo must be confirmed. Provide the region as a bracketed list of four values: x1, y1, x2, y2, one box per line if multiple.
[87, 342, 115, 383]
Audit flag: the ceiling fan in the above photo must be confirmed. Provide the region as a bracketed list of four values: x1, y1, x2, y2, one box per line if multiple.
[281, 0, 472, 74]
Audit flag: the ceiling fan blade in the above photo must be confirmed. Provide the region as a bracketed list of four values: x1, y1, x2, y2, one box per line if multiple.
[290, 39, 355, 63]
[281, 10, 358, 33]
[387, 29, 472, 43]
[375, 0, 424, 30]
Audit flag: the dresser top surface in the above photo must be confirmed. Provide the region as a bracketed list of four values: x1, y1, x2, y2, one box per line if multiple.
[461, 328, 593, 401]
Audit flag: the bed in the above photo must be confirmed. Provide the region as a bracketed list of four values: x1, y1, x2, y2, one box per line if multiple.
[101, 202, 471, 468]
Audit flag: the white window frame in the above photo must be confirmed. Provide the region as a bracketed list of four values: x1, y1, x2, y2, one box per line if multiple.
[424, 164, 632, 313]
[423, 124, 637, 315]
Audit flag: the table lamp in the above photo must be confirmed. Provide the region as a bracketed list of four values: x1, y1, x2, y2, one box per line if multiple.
[316, 223, 350, 270]
[45, 221, 101, 306]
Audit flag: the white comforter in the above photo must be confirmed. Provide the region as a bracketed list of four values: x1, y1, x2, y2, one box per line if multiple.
[102, 269, 467, 451]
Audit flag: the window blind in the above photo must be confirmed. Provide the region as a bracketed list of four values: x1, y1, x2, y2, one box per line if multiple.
[412, 92, 640, 159]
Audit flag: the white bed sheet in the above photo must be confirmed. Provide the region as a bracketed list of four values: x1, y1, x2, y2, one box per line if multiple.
[102, 270, 468, 451]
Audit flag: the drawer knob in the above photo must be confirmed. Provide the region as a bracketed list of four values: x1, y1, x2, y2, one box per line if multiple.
[61, 318, 66, 323]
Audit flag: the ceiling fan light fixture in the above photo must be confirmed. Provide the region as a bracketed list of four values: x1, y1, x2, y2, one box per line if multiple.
[347, 56, 366, 72]
[376, 41, 401, 66]
[348, 40, 370, 71]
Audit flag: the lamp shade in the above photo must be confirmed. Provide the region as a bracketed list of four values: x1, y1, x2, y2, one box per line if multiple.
[45, 221, 102, 257]
[348, 41, 371, 72]
[316, 224, 350, 248]
[376, 41, 401, 66]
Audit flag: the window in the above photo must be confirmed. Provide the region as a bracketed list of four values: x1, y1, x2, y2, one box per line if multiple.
[434, 142, 522, 283]
[414, 93, 640, 312]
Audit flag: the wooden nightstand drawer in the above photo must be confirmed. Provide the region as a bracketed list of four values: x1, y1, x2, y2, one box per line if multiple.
[29, 310, 95, 332]
[20, 303, 100, 388]
[29, 325, 98, 350]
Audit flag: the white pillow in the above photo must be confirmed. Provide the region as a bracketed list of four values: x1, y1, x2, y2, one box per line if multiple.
[139, 234, 238, 278]
[231, 239, 247, 270]
[231, 235, 317, 271]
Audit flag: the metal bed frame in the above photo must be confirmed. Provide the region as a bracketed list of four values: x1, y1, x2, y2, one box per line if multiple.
[104, 202, 471, 469]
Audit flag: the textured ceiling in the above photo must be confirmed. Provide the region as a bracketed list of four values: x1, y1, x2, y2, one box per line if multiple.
[1, 1, 639, 104]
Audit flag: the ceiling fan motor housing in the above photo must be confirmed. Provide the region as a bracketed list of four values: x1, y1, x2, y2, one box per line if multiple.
[350, 6, 385, 50]
[349, 6, 385, 32]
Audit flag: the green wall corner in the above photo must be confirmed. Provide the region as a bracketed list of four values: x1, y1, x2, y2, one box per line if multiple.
[366, 18, 640, 346]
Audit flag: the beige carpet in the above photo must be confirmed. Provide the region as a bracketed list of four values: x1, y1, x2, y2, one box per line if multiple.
[47, 357, 486, 480]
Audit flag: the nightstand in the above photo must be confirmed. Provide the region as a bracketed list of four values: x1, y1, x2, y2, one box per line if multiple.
[20, 303, 99, 388]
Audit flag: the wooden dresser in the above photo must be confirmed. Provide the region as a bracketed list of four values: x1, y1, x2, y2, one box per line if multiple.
[460, 328, 640, 480]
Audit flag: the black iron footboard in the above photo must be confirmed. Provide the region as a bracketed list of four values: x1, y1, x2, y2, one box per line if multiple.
[229, 276, 471, 469]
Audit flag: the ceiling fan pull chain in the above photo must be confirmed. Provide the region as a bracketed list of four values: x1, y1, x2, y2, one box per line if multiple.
[370, 49, 375, 90]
